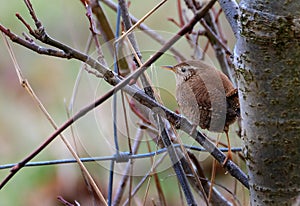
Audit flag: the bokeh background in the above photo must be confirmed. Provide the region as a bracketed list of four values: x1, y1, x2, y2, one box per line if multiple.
[0, 0, 244, 205]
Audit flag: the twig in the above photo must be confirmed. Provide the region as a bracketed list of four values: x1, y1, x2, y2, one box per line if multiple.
[115, 0, 167, 46]
[144, 135, 167, 206]
[101, 0, 186, 61]
[113, 127, 144, 206]
[155, 114, 197, 205]
[85, 2, 108, 67]
[57, 196, 76, 206]
[1, 33, 107, 205]
[122, 153, 168, 206]
[66, 34, 99, 205]
[0, 0, 249, 190]
[176, 136, 209, 205]
[208, 135, 220, 202]
[117, 0, 164, 101]
[107, 3, 123, 204]
[120, 2, 199, 204]
[200, 19, 232, 55]
[89, 0, 130, 75]
[185, 0, 236, 86]
[119, 2, 197, 203]
[212, 7, 228, 44]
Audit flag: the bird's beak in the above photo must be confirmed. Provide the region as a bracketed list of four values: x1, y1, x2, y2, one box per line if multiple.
[161, 65, 175, 72]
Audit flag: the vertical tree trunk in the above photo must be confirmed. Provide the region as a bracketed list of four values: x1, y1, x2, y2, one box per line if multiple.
[234, 1, 300, 205]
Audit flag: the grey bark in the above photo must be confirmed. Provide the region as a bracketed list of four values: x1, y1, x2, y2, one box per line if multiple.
[234, 0, 300, 205]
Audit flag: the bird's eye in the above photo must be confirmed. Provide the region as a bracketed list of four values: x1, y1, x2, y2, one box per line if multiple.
[181, 67, 186, 72]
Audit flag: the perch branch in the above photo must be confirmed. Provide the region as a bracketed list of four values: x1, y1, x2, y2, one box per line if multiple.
[0, 0, 249, 191]
[118, 1, 209, 204]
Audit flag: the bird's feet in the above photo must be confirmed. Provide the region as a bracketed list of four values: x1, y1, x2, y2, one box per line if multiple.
[222, 150, 232, 166]
[189, 124, 197, 136]
[222, 132, 232, 166]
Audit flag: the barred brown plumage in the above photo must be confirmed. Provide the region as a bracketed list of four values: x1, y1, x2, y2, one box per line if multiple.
[162, 60, 240, 165]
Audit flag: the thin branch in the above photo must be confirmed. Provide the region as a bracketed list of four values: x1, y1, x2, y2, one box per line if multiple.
[115, 0, 166, 49]
[185, 0, 237, 86]
[157, 114, 197, 205]
[119, 2, 200, 204]
[1, 34, 107, 205]
[176, 138, 209, 205]
[57, 196, 76, 206]
[101, 0, 186, 61]
[89, 0, 130, 75]
[0, 0, 249, 191]
[122, 153, 168, 206]
[112, 127, 144, 206]
[107, 2, 123, 204]
[66, 34, 100, 205]
[212, 7, 227, 44]
[208, 136, 220, 203]
[200, 19, 232, 56]
[85, 3, 108, 67]
[117, 0, 165, 102]
[0, 25, 67, 58]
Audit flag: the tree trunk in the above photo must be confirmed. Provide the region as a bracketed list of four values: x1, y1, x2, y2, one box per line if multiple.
[234, 1, 300, 205]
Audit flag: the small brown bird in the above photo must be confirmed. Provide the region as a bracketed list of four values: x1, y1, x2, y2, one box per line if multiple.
[163, 60, 240, 165]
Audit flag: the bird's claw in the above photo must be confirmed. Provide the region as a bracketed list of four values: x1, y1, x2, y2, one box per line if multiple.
[222, 151, 232, 167]
[174, 119, 181, 129]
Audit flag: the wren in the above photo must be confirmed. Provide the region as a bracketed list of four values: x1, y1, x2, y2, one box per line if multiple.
[163, 60, 240, 165]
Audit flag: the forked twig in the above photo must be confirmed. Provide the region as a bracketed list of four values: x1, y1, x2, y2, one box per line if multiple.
[113, 127, 144, 205]
[1, 33, 108, 205]
[200, 19, 232, 55]
[115, 0, 167, 45]
[101, 0, 186, 61]
[122, 153, 168, 206]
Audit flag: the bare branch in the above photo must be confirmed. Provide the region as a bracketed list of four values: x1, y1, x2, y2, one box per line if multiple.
[200, 19, 232, 56]
[101, 0, 186, 61]
[0, 0, 249, 192]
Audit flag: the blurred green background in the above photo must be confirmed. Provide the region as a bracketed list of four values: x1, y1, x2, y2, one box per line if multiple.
[0, 0, 243, 205]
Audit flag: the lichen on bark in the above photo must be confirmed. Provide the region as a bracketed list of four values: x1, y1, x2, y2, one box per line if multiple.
[234, 0, 300, 205]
